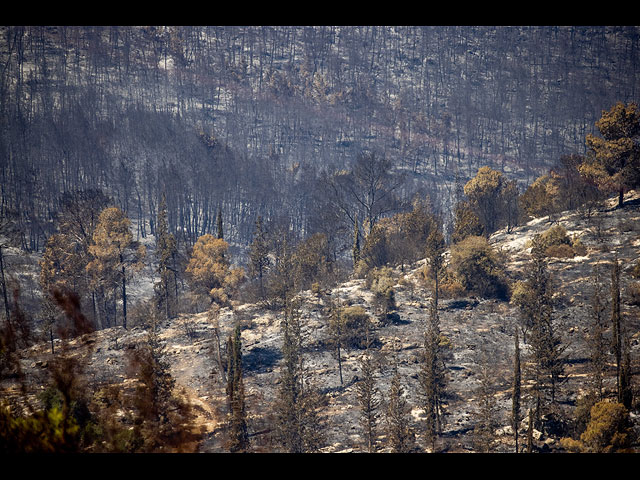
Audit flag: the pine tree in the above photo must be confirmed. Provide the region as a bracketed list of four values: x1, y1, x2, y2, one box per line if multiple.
[155, 194, 178, 320]
[40, 234, 81, 342]
[356, 348, 379, 452]
[87, 207, 145, 329]
[620, 333, 633, 410]
[186, 234, 244, 307]
[273, 303, 325, 452]
[384, 344, 413, 453]
[248, 216, 270, 300]
[352, 215, 360, 268]
[582, 101, 640, 208]
[588, 264, 607, 400]
[463, 166, 512, 235]
[216, 208, 224, 239]
[226, 324, 249, 452]
[126, 312, 198, 452]
[611, 256, 623, 402]
[451, 200, 484, 244]
[516, 237, 565, 422]
[419, 300, 448, 451]
[512, 327, 522, 453]
[424, 220, 445, 308]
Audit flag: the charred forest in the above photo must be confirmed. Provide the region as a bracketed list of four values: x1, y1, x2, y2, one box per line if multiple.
[1, 26, 640, 454]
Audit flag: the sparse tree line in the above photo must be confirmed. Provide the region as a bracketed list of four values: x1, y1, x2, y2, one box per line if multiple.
[0, 63, 639, 451]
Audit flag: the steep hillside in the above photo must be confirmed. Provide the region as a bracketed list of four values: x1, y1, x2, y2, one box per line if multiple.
[2, 192, 640, 453]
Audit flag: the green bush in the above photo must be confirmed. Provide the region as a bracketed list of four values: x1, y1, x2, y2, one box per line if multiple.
[366, 267, 397, 320]
[450, 236, 509, 300]
[563, 401, 634, 453]
[337, 306, 374, 349]
[544, 243, 576, 258]
[539, 224, 571, 248]
[535, 225, 586, 258]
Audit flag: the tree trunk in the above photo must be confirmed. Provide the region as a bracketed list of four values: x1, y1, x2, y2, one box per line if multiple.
[618, 188, 624, 208]
[121, 263, 127, 329]
[0, 246, 10, 323]
[337, 342, 343, 385]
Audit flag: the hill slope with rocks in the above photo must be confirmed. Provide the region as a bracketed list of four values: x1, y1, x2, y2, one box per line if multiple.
[2, 191, 640, 453]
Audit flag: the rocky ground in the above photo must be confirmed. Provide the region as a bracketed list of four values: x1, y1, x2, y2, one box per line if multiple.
[3, 192, 640, 453]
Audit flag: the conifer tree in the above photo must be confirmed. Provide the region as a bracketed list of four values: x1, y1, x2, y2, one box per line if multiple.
[581, 101, 640, 208]
[512, 327, 522, 453]
[562, 400, 634, 453]
[248, 216, 270, 300]
[186, 234, 244, 307]
[519, 172, 564, 221]
[155, 194, 178, 319]
[419, 300, 448, 451]
[463, 166, 512, 235]
[451, 200, 484, 244]
[424, 220, 445, 308]
[216, 208, 224, 239]
[40, 191, 109, 330]
[515, 237, 565, 422]
[87, 207, 145, 329]
[384, 343, 413, 453]
[620, 333, 633, 410]
[588, 264, 607, 400]
[226, 324, 249, 452]
[356, 347, 379, 452]
[273, 303, 325, 452]
[40, 234, 81, 342]
[610, 256, 623, 401]
[352, 214, 360, 269]
[125, 312, 198, 452]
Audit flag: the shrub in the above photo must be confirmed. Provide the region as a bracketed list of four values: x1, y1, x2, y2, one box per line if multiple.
[570, 236, 587, 256]
[626, 281, 640, 306]
[450, 236, 509, 300]
[564, 401, 634, 453]
[544, 243, 576, 258]
[434, 268, 466, 299]
[366, 267, 397, 321]
[539, 224, 571, 249]
[338, 306, 374, 349]
[536, 225, 586, 258]
[356, 223, 391, 277]
[631, 260, 640, 279]
[292, 233, 332, 291]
